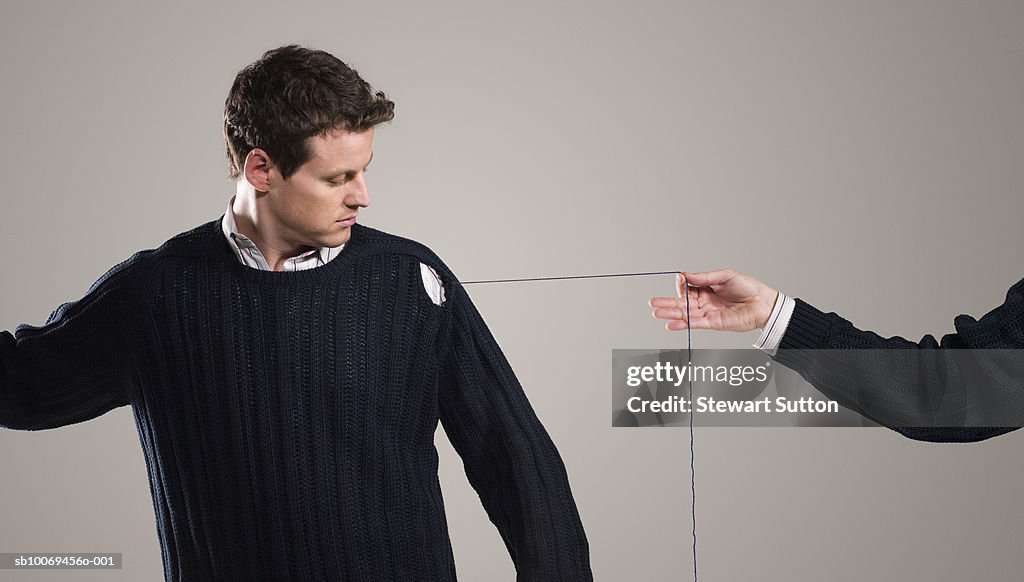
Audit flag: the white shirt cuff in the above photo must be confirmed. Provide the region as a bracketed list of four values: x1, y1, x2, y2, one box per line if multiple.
[752, 291, 795, 354]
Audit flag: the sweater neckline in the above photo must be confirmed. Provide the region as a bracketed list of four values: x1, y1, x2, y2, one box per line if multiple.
[211, 214, 364, 285]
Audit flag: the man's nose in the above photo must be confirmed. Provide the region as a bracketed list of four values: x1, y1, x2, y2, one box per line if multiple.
[347, 174, 370, 208]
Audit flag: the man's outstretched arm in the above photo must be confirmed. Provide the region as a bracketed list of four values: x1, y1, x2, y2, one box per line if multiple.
[770, 291, 1022, 442]
[0, 252, 145, 430]
[437, 280, 593, 581]
[650, 269, 1024, 443]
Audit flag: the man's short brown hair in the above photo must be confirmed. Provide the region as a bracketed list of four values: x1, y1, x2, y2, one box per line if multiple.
[223, 44, 395, 182]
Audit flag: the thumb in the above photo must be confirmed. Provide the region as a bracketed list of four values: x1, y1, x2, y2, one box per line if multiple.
[681, 268, 736, 288]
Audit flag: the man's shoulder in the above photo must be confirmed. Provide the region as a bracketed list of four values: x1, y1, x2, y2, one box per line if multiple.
[352, 223, 450, 272]
[87, 219, 220, 297]
[148, 217, 224, 259]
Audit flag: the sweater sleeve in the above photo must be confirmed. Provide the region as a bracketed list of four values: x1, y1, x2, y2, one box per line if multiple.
[0, 252, 144, 431]
[772, 279, 1024, 443]
[436, 281, 593, 581]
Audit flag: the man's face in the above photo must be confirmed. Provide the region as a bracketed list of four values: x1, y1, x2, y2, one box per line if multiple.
[262, 127, 374, 249]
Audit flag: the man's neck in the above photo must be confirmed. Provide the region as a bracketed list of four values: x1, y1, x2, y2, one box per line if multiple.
[230, 186, 316, 272]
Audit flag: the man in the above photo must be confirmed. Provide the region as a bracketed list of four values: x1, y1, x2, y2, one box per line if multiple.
[1, 45, 592, 580]
[649, 269, 1023, 443]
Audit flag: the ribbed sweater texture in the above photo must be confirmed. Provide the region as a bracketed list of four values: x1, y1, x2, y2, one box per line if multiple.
[0, 217, 593, 581]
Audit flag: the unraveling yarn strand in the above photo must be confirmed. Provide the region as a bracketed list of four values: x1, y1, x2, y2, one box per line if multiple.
[684, 274, 698, 582]
[459, 270, 682, 285]
[461, 269, 699, 581]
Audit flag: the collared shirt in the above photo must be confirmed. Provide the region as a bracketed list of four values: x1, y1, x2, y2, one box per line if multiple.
[220, 199, 445, 305]
[752, 291, 795, 354]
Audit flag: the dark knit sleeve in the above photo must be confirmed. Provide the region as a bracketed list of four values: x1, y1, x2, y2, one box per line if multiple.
[772, 279, 1024, 443]
[437, 281, 593, 581]
[0, 252, 144, 430]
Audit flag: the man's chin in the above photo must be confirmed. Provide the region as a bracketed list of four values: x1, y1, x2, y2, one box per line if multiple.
[323, 229, 351, 247]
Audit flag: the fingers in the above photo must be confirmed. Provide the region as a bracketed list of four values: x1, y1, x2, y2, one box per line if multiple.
[650, 271, 724, 332]
[649, 297, 702, 315]
[649, 296, 681, 308]
[650, 301, 707, 327]
[651, 306, 684, 320]
[651, 290, 704, 319]
[666, 315, 713, 331]
[667, 319, 691, 331]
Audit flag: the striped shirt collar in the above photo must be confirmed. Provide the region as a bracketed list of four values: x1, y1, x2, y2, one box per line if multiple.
[220, 198, 344, 271]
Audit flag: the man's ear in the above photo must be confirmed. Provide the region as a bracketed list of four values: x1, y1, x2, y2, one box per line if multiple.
[243, 148, 274, 192]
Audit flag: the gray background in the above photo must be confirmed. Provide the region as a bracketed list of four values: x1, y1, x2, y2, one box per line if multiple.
[2, 1, 1023, 580]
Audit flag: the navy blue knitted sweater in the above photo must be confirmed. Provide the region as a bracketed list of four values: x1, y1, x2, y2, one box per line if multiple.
[0, 217, 593, 581]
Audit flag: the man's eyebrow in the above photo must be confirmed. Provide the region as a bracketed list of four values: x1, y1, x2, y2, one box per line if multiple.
[323, 151, 373, 179]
